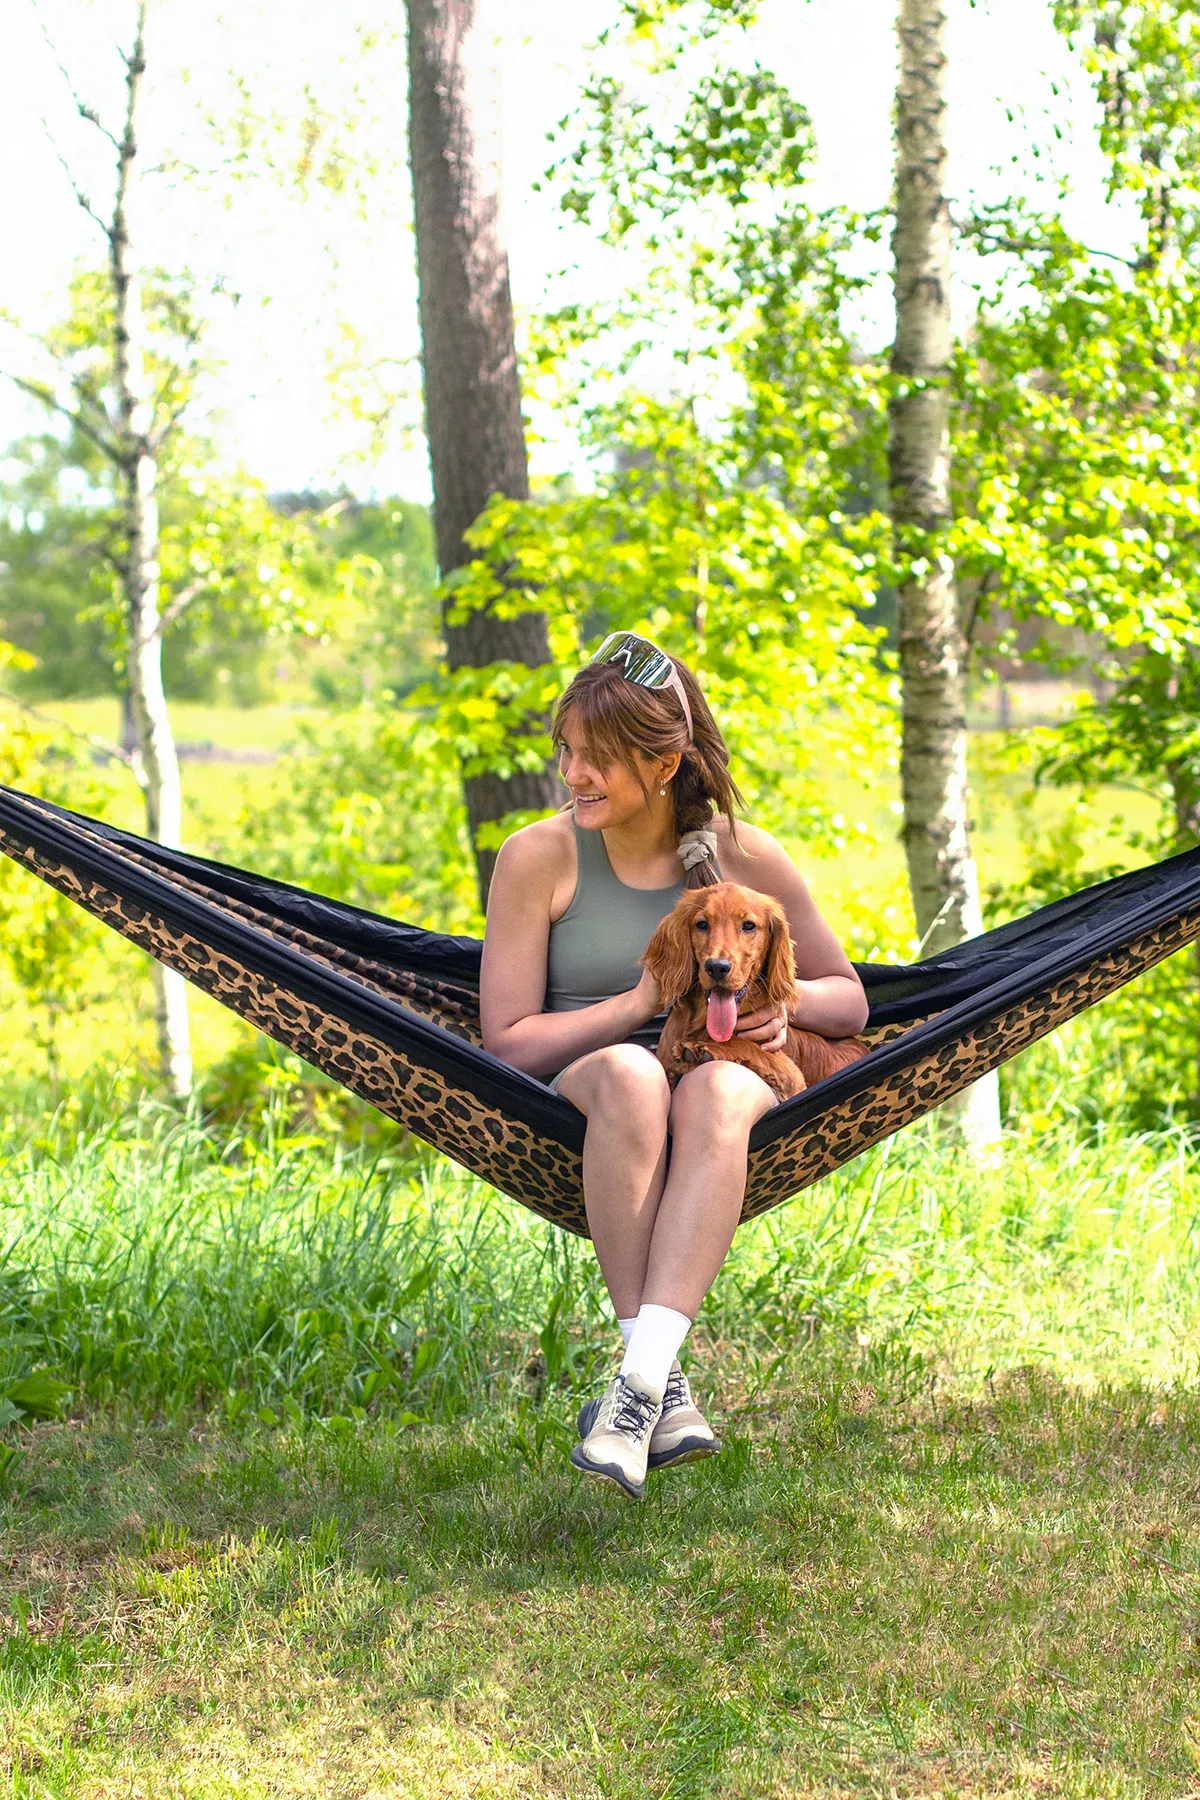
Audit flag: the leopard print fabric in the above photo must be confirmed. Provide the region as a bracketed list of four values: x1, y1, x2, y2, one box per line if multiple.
[2, 810, 1197, 1239]
[88, 834, 484, 1043]
[0, 823, 590, 1232]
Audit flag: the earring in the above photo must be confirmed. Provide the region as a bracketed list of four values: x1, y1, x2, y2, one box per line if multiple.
[659, 782, 668, 797]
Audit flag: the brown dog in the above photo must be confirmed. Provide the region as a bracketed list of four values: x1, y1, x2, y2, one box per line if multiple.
[642, 882, 869, 1101]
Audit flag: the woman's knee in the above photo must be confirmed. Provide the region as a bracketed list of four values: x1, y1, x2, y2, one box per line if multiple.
[669, 1059, 774, 1134]
[561, 1045, 670, 1123]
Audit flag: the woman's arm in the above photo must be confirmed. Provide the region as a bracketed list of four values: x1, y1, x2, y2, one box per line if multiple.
[480, 825, 662, 1080]
[720, 824, 870, 1040]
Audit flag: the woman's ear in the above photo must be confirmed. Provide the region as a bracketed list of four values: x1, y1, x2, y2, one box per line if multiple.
[763, 900, 798, 1010]
[642, 902, 698, 1009]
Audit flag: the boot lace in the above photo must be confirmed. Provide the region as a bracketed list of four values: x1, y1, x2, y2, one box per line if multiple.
[661, 1366, 688, 1412]
[611, 1379, 658, 1440]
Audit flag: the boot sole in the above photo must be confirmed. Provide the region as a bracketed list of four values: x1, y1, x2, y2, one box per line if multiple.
[569, 1442, 645, 1500]
[647, 1437, 722, 1470]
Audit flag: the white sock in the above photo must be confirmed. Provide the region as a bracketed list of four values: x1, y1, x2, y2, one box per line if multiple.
[620, 1303, 692, 1396]
[618, 1317, 637, 1348]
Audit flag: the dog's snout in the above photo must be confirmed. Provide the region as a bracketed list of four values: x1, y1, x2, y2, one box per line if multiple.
[704, 956, 733, 981]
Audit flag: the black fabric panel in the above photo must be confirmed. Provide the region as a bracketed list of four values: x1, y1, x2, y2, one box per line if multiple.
[855, 841, 1200, 1023]
[7, 792, 483, 985]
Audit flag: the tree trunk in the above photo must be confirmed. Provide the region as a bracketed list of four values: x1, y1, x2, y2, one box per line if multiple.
[111, 4, 191, 1098]
[404, 0, 560, 905]
[889, 0, 999, 1148]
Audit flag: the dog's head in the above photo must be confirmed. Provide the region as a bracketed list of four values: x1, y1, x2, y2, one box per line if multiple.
[642, 882, 797, 1039]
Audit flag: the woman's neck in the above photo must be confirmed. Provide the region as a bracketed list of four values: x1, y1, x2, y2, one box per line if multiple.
[600, 802, 678, 869]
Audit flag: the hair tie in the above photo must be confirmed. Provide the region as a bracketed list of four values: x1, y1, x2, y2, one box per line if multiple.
[677, 828, 718, 872]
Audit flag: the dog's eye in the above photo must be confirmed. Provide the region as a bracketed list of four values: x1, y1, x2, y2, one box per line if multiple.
[741, 919, 758, 933]
[694, 918, 709, 932]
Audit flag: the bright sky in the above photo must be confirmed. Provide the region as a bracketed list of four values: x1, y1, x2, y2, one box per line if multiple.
[0, 0, 1133, 503]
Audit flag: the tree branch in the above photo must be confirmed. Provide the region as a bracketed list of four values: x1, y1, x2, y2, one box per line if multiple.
[963, 565, 997, 646]
[153, 578, 208, 639]
[31, 4, 122, 149]
[4, 373, 125, 466]
[968, 226, 1137, 270]
[146, 391, 194, 454]
[37, 120, 115, 244]
[0, 693, 132, 767]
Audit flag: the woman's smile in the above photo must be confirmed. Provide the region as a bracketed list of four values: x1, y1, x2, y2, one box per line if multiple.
[572, 789, 608, 815]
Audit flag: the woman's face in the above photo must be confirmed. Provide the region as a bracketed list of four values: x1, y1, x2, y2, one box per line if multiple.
[557, 717, 664, 832]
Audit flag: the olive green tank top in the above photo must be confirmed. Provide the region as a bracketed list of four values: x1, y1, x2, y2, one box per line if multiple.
[545, 822, 684, 1051]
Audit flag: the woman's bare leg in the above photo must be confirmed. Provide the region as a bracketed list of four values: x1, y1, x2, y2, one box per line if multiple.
[641, 1060, 776, 1320]
[554, 1046, 672, 1318]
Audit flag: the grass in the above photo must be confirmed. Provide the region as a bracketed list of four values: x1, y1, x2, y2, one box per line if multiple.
[4, 1090, 1200, 1795]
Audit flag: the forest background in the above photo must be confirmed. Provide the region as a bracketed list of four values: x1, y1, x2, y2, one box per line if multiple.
[5, 2, 1200, 1794]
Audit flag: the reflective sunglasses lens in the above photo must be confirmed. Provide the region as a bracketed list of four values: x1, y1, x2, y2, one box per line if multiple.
[590, 632, 672, 688]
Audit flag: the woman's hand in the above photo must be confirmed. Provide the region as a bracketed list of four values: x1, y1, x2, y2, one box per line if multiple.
[734, 999, 790, 1053]
[633, 963, 662, 1021]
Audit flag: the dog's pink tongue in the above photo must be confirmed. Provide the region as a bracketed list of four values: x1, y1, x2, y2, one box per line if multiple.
[706, 991, 739, 1043]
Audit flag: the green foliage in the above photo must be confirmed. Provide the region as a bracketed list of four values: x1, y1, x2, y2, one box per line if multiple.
[559, 66, 813, 241]
[979, 749, 1199, 1127]
[4, 270, 346, 708]
[955, 13, 1200, 858]
[211, 704, 479, 933]
[0, 712, 132, 1076]
[1054, 0, 1200, 254]
[1037, 653, 1200, 849]
[442, 20, 895, 858]
[457, 402, 892, 847]
[0, 436, 115, 698]
[284, 494, 440, 704]
[956, 225, 1200, 663]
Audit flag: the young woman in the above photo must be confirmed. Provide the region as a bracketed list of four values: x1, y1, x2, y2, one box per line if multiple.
[481, 634, 868, 1498]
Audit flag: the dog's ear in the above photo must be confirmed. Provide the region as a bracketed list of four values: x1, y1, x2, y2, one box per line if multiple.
[762, 899, 798, 1009]
[642, 900, 699, 1009]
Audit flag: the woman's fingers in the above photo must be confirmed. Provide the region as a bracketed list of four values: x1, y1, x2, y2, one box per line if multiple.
[735, 1003, 788, 1049]
[734, 1003, 775, 1032]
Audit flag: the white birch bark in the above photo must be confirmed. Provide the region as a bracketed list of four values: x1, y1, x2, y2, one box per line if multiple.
[890, 0, 999, 1149]
[111, 4, 191, 1097]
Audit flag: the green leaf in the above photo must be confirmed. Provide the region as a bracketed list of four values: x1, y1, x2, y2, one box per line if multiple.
[4, 1374, 71, 1421]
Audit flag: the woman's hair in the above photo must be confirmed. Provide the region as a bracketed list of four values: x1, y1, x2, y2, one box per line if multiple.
[552, 652, 742, 889]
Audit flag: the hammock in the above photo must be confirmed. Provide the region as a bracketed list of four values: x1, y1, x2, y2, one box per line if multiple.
[2, 782, 1198, 1237]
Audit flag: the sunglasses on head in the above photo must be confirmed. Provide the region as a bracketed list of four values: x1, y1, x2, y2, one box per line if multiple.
[588, 632, 694, 744]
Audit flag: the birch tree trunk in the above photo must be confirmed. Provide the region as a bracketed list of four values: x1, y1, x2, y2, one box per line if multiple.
[405, 0, 560, 906]
[889, 0, 999, 1148]
[111, 4, 191, 1097]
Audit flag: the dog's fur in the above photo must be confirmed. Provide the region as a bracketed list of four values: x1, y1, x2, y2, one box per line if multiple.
[642, 882, 869, 1101]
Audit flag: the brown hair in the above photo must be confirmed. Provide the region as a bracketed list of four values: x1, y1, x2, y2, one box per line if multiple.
[552, 653, 742, 889]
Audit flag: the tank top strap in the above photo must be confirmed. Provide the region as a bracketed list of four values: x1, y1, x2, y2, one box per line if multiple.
[570, 818, 722, 891]
[571, 816, 619, 892]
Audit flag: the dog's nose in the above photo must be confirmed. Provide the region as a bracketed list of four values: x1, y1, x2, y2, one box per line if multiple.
[704, 957, 733, 981]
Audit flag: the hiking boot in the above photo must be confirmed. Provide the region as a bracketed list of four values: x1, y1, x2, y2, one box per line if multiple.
[647, 1362, 720, 1468]
[576, 1362, 719, 1473]
[569, 1372, 663, 1499]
